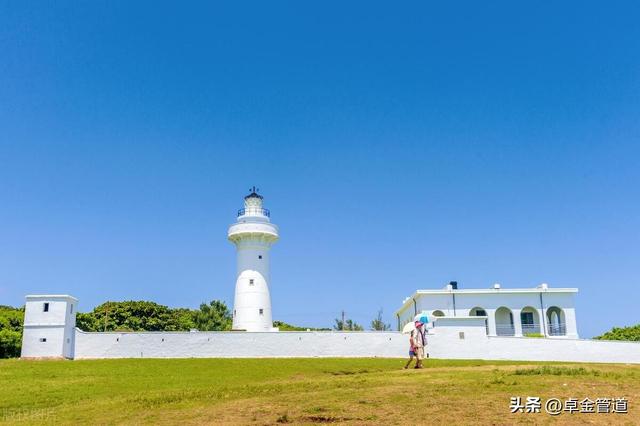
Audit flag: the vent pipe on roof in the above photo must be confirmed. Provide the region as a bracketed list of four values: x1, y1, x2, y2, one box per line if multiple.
[450, 281, 458, 290]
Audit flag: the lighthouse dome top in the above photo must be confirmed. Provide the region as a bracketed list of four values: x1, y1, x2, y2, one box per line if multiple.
[236, 187, 272, 221]
[244, 186, 263, 200]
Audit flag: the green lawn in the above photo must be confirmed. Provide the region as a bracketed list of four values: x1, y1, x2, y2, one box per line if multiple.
[1, 358, 638, 425]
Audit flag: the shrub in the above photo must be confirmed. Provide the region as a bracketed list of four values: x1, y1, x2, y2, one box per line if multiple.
[514, 366, 591, 376]
[594, 324, 640, 341]
[193, 301, 232, 331]
[0, 306, 23, 358]
[272, 321, 330, 331]
[0, 329, 21, 358]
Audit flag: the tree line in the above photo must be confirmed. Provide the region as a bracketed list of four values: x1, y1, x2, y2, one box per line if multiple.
[77, 300, 232, 332]
[333, 309, 391, 331]
[594, 324, 640, 342]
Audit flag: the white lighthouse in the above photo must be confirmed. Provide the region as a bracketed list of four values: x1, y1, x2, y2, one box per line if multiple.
[228, 188, 279, 332]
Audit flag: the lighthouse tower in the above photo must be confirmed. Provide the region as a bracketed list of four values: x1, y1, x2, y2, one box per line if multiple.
[228, 188, 279, 332]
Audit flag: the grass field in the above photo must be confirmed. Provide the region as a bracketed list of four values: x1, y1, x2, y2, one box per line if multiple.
[0, 358, 638, 425]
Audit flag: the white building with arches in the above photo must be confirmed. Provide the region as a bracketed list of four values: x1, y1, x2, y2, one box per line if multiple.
[395, 282, 578, 339]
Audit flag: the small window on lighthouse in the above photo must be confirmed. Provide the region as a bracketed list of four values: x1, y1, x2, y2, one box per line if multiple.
[43, 303, 49, 312]
[259, 308, 264, 315]
[249, 279, 254, 285]
[258, 255, 262, 259]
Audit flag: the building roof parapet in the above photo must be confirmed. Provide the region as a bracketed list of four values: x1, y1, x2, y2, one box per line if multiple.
[395, 286, 579, 315]
[416, 288, 578, 295]
[25, 295, 79, 302]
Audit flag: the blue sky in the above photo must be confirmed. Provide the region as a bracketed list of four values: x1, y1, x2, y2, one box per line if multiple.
[1, 2, 639, 337]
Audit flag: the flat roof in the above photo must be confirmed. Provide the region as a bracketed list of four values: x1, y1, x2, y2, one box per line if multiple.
[25, 294, 79, 302]
[395, 287, 578, 315]
[414, 288, 578, 295]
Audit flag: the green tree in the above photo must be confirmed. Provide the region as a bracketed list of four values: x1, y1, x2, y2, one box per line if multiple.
[193, 300, 232, 331]
[171, 308, 197, 331]
[75, 300, 233, 332]
[0, 306, 24, 358]
[0, 329, 21, 358]
[333, 317, 363, 331]
[76, 312, 100, 332]
[370, 309, 391, 331]
[79, 301, 185, 332]
[595, 324, 640, 341]
[348, 319, 364, 331]
[273, 320, 331, 331]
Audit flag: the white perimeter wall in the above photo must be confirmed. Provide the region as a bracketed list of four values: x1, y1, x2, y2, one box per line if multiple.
[75, 330, 406, 359]
[71, 323, 640, 364]
[427, 318, 640, 364]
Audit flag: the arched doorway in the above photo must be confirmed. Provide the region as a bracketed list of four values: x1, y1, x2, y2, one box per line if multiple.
[520, 306, 541, 335]
[469, 307, 487, 316]
[469, 307, 489, 335]
[495, 306, 515, 336]
[546, 306, 566, 336]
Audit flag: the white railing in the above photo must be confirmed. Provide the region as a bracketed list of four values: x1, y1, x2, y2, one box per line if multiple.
[547, 322, 567, 336]
[521, 324, 541, 335]
[495, 323, 566, 336]
[495, 324, 515, 336]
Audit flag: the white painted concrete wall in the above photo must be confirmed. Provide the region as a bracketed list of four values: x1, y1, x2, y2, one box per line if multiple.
[70, 324, 640, 363]
[75, 330, 406, 359]
[24, 322, 640, 364]
[427, 317, 640, 364]
[22, 327, 70, 359]
[21, 295, 77, 359]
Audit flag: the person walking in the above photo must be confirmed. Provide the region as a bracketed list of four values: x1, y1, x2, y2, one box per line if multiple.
[410, 321, 426, 369]
[403, 339, 416, 369]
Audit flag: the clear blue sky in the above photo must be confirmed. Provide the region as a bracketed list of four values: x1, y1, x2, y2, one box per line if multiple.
[1, 2, 639, 338]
